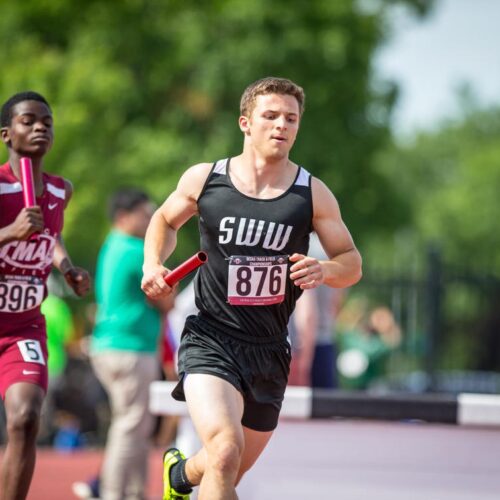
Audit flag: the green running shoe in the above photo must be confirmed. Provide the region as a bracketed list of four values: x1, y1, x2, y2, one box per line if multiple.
[163, 448, 191, 500]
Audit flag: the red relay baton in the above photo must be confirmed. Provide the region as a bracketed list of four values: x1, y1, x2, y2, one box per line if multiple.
[164, 251, 208, 287]
[20, 157, 36, 207]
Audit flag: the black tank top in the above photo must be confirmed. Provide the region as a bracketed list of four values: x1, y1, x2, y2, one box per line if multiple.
[194, 158, 313, 339]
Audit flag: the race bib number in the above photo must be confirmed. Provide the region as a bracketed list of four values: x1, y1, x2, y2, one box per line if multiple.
[17, 339, 46, 365]
[0, 276, 44, 313]
[227, 255, 288, 306]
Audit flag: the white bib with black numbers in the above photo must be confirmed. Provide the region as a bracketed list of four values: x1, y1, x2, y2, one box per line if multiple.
[227, 255, 287, 306]
[17, 339, 46, 365]
[0, 275, 44, 313]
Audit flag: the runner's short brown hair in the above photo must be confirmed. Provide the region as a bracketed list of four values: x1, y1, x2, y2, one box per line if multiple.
[240, 77, 305, 118]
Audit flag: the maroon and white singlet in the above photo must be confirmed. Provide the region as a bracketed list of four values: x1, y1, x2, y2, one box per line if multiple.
[0, 161, 66, 397]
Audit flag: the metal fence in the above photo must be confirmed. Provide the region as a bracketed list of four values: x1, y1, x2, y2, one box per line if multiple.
[346, 248, 500, 394]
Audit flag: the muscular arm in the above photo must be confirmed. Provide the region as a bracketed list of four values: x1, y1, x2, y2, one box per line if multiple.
[141, 163, 212, 298]
[290, 177, 362, 289]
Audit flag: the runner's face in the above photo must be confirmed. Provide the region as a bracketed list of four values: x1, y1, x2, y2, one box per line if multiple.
[243, 93, 300, 160]
[1, 100, 54, 157]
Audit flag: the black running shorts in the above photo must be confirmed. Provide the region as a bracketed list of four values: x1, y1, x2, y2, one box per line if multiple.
[172, 314, 291, 432]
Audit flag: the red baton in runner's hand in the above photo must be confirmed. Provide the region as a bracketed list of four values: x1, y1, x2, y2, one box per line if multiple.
[164, 251, 208, 287]
[20, 157, 36, 207]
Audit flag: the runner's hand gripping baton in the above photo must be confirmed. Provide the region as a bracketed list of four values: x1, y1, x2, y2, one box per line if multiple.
[163, 251, 208, 287]
[20, 157, 36, 207]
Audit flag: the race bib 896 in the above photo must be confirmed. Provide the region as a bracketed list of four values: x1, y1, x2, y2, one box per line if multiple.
[227, 255, 288, 306]
[0, 276, 44, 313]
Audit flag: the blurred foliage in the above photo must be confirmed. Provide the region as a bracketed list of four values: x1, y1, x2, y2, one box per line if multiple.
[373, 103, 500, 274]
[0, 0, 433, 277]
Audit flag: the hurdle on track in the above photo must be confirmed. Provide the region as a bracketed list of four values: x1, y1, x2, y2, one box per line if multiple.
[150, 381, 500, 427]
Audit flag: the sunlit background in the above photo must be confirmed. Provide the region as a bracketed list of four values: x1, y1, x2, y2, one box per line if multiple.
[1, 0, 499, 452]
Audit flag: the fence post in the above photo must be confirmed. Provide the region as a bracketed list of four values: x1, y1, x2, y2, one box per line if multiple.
[424, 245, 443, 391]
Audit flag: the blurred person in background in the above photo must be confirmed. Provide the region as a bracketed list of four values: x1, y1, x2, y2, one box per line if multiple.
[42, 286, 73, 387]
[77, 188, 173, 500]
[155, 292, 180, 450]
[166, 280, 201, 463]
[288, 233, 343, 388]
[0, 91, 90, 500]
[38, 274, 75, 445]
[337, 304, 401, 390]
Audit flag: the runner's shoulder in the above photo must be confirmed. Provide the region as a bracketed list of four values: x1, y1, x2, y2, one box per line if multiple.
[178, 162, 213, 199]
[183, 162, 213, 180]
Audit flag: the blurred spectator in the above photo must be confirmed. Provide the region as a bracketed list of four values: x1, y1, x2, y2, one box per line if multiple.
[369, 306, 402, 349]
[42, 284, 74, 382]
[337, 305, 401, 390]
[38, 278, 75, 445]
[288, 233, 342, 388]
[287, 290, 317, 386]
[85, 188, 172, 500]
[154, 303, 180, 449]
[161, 314, 178, 383]
[167, 281, 202, 456]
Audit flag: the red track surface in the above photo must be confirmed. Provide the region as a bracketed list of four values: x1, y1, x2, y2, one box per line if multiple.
[0, 449, 164, 500]
[1, 419, 500, 499]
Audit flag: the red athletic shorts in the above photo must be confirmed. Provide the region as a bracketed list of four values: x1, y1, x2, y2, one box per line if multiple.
[0, 317, 48, 399]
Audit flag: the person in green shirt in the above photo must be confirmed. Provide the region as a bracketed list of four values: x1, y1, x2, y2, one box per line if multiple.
[337, 306, 401, 390]
[89, 188, 172, 500]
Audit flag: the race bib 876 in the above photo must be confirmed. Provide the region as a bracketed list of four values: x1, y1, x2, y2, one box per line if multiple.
[227, 255, 288, 306]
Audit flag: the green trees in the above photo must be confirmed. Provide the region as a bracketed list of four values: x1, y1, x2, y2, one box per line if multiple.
[7, 1, 498, 378]
[0, 0, 431, 269]
[375, 105, 500, 273]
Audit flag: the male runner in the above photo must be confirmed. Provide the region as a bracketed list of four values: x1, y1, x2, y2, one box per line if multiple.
[0, 91, 90, 499]
[141, 77, 362, 500]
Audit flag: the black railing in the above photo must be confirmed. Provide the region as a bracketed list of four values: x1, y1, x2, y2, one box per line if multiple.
[343, 247, 500, 394]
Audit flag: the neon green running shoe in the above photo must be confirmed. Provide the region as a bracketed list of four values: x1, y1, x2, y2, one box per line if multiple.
[163, 448, 191, 500]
